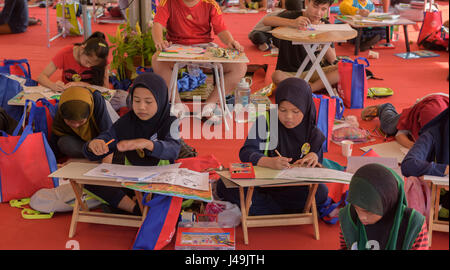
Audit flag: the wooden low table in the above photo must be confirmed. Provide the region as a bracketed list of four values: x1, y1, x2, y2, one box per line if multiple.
[217, 170, 320, 245]
[424, 175, 449, 246]
[49, 162, 149, 238]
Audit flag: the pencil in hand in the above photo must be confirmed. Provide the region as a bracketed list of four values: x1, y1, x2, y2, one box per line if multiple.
[274, 149, 291, 169]
[275, 149, 282, 157]
[105, 139, 115, 146]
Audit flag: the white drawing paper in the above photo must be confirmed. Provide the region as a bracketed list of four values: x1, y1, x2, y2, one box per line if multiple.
[84, 163, 180, 181]
[276, 167, 353, 184]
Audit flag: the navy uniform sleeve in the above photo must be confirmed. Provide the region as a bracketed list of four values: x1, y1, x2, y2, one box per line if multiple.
[239, 115, 269, 165]
[150, 118, 181, 161]
[401, 131, 447, 177]
[92, 90, 113, 133]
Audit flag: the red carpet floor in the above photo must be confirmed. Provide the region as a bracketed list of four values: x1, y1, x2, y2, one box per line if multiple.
[0, 3, 448, 250]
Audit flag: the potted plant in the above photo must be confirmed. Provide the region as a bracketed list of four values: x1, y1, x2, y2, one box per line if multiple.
[108, 19, 157, 82]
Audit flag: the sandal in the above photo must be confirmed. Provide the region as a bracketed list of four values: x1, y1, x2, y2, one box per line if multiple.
[171, 103, 190, 119]
[361, 105, 379, 121]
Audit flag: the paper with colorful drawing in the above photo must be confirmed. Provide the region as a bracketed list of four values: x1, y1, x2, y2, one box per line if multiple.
[148, 168, 210, 191]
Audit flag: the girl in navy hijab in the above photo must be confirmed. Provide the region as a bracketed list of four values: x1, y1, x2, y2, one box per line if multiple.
[217, 78, 329, 215]
[82, 72, 181, 214]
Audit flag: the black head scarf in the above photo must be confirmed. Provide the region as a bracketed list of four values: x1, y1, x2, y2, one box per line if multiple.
[273, 78, 325, 162]
[114, 72, 178, 166]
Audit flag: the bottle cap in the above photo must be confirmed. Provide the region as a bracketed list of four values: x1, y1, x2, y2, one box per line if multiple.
[237, 77, 250, 89]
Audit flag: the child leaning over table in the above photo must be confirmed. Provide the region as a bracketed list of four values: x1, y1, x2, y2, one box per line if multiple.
[267, 0, 340, 92]
[216, 78, 329, 216]
[151, 0, 247, 121]
[82, 72, 181, 215]
[339, 0, 386, 51]
[37, 31, 110, 92]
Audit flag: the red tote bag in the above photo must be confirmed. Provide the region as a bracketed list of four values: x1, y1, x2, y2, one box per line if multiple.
[417, 9, 443, 45]
[337, 57, 369, 109]
[0, 112, 58, 202]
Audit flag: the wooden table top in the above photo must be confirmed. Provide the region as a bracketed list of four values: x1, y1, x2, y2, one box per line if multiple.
[271, 26, 358, 43]
[335, 15, 417, 28]
[156, 50, 249, 63]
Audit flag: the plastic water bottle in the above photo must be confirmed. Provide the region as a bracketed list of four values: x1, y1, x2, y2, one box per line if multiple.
[235, 78, 251, 123]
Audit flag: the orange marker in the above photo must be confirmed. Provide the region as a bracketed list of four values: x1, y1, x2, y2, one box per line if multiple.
[105, 139, 115, 146]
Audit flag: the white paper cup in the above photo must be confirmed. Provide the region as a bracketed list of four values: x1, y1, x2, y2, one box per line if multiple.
[341, 140, 354, 157]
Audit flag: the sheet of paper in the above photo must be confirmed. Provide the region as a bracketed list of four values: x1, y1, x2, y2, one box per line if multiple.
[84, 163, 180, 181]
[141, 168, 210, 191]
[159, 45, 206, 58]
[276, 167, 353, 184]
[424, 175, 449, 186]
[308, 23, 353, 31]
[346, 156, 402, 176]
[360, 141, 409, 163]
[23, 85, 52, 94]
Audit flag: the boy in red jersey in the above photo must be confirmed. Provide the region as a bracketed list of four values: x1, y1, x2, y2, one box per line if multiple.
[151, 0, 247, 120]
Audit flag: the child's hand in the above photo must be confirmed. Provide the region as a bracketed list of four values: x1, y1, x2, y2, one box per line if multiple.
[88, 139, 110, 156]
[155, 40, 171, 51]
[270, 156, 292, 170]
[65, 81, 89, 89]
[293, 152, 320, 168]
[117, 139, 153, 152]
[358, 9, 370, 17]
[227, 40, 244, 52]
[292, 16, 312, 30]
[53, 81, 66, 92]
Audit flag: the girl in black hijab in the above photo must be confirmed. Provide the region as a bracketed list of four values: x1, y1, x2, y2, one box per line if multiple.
[217, 78, 329, 215]
[82, 72, 181, 214]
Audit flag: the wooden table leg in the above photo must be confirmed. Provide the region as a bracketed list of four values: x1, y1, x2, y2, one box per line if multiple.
[303, 184, 318, 213]
[245, 187, 254, 215]
[69, 180, 88, 238]
[304, 184, 320, 240]
[428, 183, 436, 247]
[239, 186, 249, 245]
[311, 196, 320, 240]
[69, 196, 79, 238]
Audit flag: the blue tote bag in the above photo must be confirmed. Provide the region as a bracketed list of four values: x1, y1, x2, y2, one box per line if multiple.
[0, 59, 38, 86]
[0, 74, 25, 121]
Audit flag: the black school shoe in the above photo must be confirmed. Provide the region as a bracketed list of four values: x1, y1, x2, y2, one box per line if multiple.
[360, 34, 381, 52]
